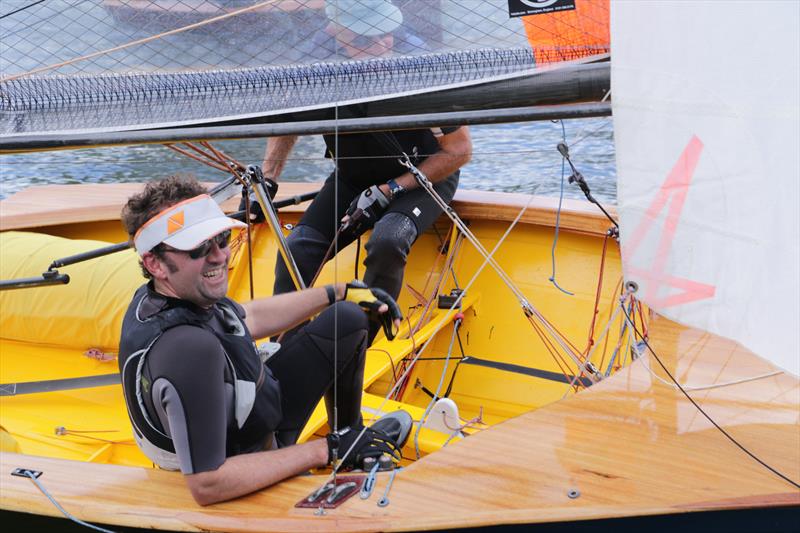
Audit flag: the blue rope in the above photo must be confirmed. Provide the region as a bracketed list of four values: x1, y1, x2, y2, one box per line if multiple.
[549, 120, 573, 296]
[24, 471, 116, 532]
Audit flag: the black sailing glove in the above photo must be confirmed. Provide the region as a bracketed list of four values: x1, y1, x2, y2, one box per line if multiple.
[342, 185, 390, 235]
[344, 280, 402, 340]
[326, 425, 402, 470]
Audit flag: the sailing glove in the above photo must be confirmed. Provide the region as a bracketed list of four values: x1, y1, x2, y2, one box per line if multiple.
[344, 280, 402, 340]
[326, 425, 402, 470]
[342, 185, 390, 235]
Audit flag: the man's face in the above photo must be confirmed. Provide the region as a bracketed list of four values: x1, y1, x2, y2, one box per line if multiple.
[144, 231, 232, 308]
[335, 26, 394, 59]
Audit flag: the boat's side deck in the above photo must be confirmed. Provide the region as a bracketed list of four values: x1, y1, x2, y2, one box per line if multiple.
[0, 182, 614, 237]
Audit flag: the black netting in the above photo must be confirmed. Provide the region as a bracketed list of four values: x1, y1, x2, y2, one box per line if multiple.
[0, 1, 608, 137]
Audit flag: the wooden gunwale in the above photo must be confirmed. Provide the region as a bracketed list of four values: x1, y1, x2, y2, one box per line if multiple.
[0, 183, 615, 237]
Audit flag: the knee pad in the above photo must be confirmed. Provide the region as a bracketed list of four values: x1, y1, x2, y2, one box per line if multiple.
[365, 214, 417, 260]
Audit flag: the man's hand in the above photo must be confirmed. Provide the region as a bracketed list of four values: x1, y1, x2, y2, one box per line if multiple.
[344, 280, 402, 340]
[326, 425, 401, 470]
[341, 185, 390, 234]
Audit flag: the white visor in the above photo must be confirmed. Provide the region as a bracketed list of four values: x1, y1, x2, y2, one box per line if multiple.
[133, 194, 246, 256]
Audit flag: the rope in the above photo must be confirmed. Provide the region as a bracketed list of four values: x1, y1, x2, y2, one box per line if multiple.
[549, 119, 574, 295]
[0, 0, 283, 83]
[620, 305, 800, 490]
[584, 234, 610, 355]
[328, 192, 534, 480]
[637, 346, 784, 392]
[413, 316, 461, 459]
[22, 470, 116, 532]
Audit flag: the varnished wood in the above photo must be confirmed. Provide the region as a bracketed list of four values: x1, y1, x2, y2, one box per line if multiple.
[0, 183, 614, 236]
[2, 316, 797, 532]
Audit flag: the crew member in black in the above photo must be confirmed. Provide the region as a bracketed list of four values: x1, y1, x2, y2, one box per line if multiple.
[118, 175, 403, 505]
[263, 0, 472, 338]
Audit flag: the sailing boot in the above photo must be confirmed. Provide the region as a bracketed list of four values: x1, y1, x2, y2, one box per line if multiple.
[362, 410, 413, 471]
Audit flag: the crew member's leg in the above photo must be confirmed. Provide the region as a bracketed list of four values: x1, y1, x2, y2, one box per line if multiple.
[363, 213, 416, 301]
[267, 301, 368, 447]
[362, 173, 460, 341]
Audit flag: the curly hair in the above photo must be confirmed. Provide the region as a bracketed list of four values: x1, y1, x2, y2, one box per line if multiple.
[121, 174, 207, 279]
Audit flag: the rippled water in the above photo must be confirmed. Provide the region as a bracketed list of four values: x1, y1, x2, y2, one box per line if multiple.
[0, 118, 616, 203]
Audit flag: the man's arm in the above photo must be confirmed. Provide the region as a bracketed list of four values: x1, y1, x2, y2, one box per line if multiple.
[186, 439, 328, 506]
[261, 135, 299, 180]
[241, 284, 345, 339]
[377, 126, 472, 198]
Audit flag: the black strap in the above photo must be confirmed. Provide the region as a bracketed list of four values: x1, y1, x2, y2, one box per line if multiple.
[0, 373, 120, 396]
[460, 356, 593, 387]
[325, 284, 337, 305]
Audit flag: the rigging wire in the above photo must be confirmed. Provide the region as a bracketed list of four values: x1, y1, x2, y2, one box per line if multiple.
[620, 305, 800, 490]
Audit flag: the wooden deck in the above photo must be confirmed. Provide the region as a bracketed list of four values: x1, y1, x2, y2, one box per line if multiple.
[2, 316, 797, 532]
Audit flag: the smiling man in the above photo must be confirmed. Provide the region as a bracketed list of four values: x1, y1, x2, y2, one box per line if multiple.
[117, 175, 409, 505]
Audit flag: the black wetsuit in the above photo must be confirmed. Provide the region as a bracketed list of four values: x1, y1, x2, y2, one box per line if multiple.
[119, 283, 368, 474]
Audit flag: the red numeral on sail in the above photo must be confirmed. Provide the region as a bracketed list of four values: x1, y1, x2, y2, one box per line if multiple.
[624, 135, 716, 308]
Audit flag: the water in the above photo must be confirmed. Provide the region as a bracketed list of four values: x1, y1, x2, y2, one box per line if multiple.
[0, 118, 615, 203]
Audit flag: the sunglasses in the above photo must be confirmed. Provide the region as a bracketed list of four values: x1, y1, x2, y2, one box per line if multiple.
[158, 229, 232, 260]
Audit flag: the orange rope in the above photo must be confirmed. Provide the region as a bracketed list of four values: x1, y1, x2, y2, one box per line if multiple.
[164, 144, 230, 173]
[1, 0, 282, 83]
[583, 234, 609, 356]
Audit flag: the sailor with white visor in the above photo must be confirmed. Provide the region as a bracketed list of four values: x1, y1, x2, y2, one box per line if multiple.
[117, 175, 409, 506]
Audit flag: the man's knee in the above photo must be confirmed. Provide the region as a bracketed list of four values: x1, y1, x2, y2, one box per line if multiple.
[365, 214, 416, 264]
[331, 301, 369, 335]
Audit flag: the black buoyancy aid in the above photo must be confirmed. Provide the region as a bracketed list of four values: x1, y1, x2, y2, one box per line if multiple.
[118, 284, 282, 469]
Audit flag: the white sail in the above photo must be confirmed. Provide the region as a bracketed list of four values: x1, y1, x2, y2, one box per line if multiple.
[611, 1, 800, 375]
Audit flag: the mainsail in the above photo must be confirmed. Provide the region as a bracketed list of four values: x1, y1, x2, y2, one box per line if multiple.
[0, 0, 610, 145]
[612, 2, 800, 375]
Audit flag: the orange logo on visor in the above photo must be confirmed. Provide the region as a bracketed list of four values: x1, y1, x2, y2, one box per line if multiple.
[167, 211, 185, 234]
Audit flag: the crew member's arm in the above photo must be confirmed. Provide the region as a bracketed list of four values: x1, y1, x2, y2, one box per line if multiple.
[376, 126, 472, 198]
[241, 284, 345, 339]
[241, 283, 399, 340]
[148, 328, 330, 506]
[186, 440, 328, 506]
[261, 135, 299, 180]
